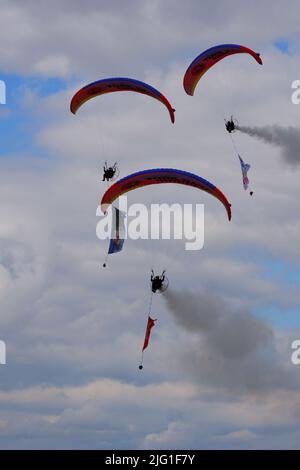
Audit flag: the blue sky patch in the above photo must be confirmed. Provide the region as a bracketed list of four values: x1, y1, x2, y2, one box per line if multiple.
[0, 72, 67, 157]
[274, 38, 290, 54]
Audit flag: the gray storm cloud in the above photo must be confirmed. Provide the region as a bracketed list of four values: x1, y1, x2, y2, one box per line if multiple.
[237, 125, 300, 167]
[164, 289, 296, 395]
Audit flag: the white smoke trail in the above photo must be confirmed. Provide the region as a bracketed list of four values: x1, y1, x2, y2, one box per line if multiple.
[237, 125, 300, 167]
[164, 289, 297, 395]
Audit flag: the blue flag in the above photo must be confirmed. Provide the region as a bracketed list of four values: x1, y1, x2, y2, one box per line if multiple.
[108, 237, 125, 254]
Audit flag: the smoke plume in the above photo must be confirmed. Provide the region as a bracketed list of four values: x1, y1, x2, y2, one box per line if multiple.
[164, 289, 296, 395]
[237, 125, 300, 167]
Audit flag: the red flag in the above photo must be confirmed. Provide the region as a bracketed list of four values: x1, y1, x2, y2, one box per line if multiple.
[142, 316, 156, 352]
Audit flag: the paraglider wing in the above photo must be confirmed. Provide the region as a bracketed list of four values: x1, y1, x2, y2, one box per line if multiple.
[183, 44, 263, 96]
[70, 77, 175, 123]
[101, 168, 232, 221]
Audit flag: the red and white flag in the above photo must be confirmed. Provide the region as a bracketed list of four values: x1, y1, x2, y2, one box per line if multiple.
[142, 317, 157, 352]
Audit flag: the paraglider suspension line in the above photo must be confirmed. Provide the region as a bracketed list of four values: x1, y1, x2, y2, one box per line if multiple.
[102, 252, 109, 268]
[229, 133, 239, 155]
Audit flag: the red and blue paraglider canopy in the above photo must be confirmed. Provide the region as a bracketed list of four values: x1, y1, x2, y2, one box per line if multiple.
[183, 44, 263, 96]
[70, 77, 175, 123]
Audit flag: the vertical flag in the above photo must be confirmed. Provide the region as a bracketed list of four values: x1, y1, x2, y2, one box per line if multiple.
[103, 206, 126, 267]
[238, 154, 251, 190]
[142, 316, 157, 352]
[108, 207, 125, 254]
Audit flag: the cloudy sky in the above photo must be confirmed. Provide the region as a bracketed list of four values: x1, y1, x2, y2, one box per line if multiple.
[1, 0, 300, 450]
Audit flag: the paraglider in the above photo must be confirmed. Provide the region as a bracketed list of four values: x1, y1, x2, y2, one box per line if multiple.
[151, 270, 168, 294]
[224, 118, 255, 196]
[70, 77, 175, 123]
[102, 162, 118, 182]
[225, 116, 236, 133]
[101, 168, 232, 221]
[183, 44, 263, 96]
